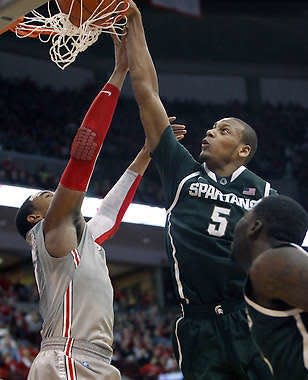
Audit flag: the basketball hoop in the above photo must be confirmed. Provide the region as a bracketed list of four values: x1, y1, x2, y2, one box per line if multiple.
[11, 0, 129, 70]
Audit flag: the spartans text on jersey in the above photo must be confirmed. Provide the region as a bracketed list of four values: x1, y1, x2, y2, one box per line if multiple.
[189, 182, 258, 210]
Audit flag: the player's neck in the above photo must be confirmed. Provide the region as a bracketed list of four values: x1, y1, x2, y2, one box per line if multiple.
[250, 239, 274, 267]
[207, 161, 243, 178]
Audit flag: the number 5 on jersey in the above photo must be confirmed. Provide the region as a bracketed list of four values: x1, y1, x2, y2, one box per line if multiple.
[208, 206, 231, 237]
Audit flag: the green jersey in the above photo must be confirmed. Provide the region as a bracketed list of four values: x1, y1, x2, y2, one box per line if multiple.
[245, 244, 308, 380]
[152, 127, 273, 305]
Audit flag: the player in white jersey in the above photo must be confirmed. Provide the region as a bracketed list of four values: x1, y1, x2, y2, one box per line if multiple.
[15, 37, 186, 379]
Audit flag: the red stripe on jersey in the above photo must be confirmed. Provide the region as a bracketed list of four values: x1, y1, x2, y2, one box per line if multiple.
[95, 175, 141, 245]
[75, 249, 80, 265]
[65, 355, 76, 380]
[64, 337, 74, 357]
[63, 283, 72, 338]
[71, 249, 80, 267]
[63, 252, 79, 341]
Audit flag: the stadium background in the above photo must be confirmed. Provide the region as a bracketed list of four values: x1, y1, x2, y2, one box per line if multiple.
[0, 0, 307, 378]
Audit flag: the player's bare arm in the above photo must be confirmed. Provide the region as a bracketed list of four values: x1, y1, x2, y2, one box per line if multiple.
[108, 28, 129, 89]
[43, 38, 128, 258]
[249, 246, 308, 311]
[126, 0, 170, 151]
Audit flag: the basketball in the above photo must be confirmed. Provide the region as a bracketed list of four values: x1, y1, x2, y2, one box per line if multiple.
[58, 0, 129, 27]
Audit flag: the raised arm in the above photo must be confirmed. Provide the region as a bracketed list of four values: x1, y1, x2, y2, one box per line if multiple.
[250, 246, 308, 311]
[43, 40, 128, 258]
[88, 120, 187, 244]
[126, 1, 170, 151]
[87, 147, 149, 245]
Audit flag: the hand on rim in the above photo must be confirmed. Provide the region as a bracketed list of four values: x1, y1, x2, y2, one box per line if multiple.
[126, 0, 141, 18]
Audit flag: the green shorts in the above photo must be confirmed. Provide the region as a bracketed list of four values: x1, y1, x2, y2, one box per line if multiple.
[172, 301, 274, 380]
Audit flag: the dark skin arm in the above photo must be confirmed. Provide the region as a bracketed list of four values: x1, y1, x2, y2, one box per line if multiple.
[43, 38, 128, 258]
[126, 1, 170, 152]
[250, 246, 308, 311]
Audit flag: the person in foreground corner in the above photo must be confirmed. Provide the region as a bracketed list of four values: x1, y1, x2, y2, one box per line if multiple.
[232, 195, 308, 380]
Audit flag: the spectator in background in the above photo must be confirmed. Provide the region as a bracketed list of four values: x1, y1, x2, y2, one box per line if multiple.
[0, 76, 307, 208]
[0, 278, 181, 379]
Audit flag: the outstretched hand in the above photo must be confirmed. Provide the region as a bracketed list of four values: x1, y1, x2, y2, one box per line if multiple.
[143, 116, 187, 155]
[169, 116, 187, 142]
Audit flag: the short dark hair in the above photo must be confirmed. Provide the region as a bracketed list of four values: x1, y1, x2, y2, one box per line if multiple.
[232, 118, 258, 164]
[253, 195, 308, 245]
[15, 196, 36, 239]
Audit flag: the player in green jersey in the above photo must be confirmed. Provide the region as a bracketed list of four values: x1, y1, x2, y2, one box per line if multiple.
[126, 2, 275, 379]
[232, 195, 308, 380]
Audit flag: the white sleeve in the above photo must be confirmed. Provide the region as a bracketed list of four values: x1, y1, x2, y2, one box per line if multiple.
[87, 169, 141, 244]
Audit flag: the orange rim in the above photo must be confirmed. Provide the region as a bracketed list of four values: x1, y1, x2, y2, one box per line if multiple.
[13, 26, 55, 38]
[1, 0, 131, 38]
[11, 21, 56, 38]
[0, 16, 24, 36]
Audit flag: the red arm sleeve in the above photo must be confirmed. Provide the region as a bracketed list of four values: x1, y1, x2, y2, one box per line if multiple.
[60, 83, 120, 192]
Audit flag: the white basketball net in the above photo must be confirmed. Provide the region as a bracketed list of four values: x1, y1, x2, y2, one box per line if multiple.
[14, 0, 129, 70]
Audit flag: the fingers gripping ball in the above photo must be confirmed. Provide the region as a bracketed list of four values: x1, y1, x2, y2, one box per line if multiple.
[71, 127, 98, 160]
[58, 0, 130, 27]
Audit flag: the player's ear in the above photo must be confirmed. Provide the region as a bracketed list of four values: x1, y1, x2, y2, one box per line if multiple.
[238, 144, 251, 160]
[248, 219, 263, 239]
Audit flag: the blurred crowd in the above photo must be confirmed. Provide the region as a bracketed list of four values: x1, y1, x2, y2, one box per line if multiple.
[0, 279, 180, 380]
[113, 289, 180, 379]
[0, 76, 307, 208]
[0, 279, 40, 380]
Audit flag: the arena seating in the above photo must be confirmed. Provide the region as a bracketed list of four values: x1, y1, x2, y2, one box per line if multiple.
[0, 77, 307, 209]
[0, 279, 181, 380]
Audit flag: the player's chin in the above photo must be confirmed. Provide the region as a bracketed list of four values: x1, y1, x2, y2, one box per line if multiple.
[199, 151, 209, 163]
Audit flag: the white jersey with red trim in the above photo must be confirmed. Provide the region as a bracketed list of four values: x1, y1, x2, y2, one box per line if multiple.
[29, 169, 141, 353]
